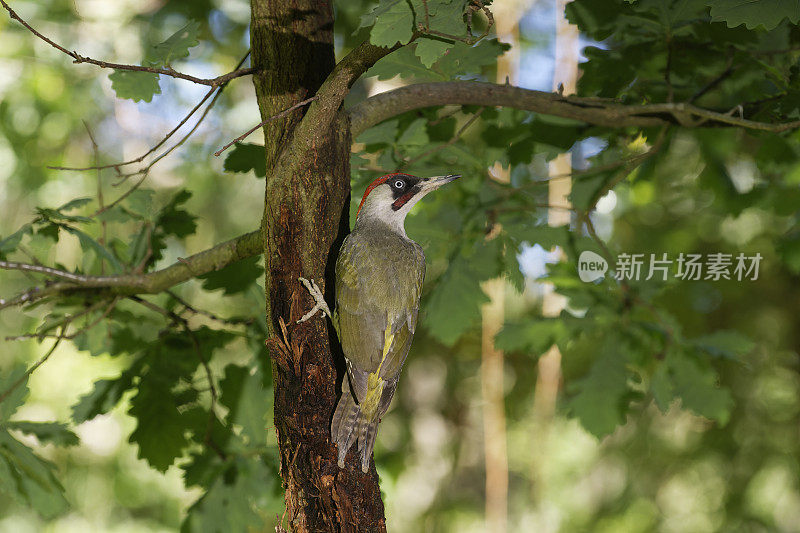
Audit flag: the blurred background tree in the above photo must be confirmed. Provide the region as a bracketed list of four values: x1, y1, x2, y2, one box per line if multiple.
[1, 0, 799, 531]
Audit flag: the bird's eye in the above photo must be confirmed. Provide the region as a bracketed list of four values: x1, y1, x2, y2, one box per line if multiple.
[393, 180, 405, 189]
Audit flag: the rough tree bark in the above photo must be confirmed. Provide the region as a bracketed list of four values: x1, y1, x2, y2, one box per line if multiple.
[250, 1, 387, 531]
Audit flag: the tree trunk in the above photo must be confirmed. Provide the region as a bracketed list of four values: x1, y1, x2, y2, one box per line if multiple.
[250, 1, 386, 530]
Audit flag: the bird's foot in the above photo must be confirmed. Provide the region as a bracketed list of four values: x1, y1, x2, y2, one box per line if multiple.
[297, 277, 332, 324]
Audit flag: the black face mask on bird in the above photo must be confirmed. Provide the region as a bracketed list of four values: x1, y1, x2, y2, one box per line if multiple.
[296, 172, 461, 473]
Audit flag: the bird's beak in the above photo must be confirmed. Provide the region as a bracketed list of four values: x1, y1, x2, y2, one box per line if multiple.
[423, 174, 461, 191]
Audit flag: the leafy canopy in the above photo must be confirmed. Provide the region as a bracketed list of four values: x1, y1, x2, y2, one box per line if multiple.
[1, 0, 798, 530]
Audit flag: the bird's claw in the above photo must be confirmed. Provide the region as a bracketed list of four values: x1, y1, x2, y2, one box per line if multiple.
[297, 277, 332, 324]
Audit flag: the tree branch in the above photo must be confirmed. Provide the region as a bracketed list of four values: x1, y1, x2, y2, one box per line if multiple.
[0, 0, 254, 87]
[0, 230, 262, 309]
[268, 40, 405, 203]
[347, 81, 800, 137]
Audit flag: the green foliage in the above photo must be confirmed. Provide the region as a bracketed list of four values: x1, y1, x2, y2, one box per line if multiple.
[67, 227, 125, 273]
[362, 0, 498, 72]
[707, 0, 800, 29]
[6, 421, 79, 447]
[149, 189, 199, 263]
[423, 238, 510, 345]
[219, 364, 271, 446]
[223, 143, 267, 178]
[367, 39, 509, 81]
[567, 336, 633, 438]
[200, 256, 264, 295]
[413, 0, 470, 66]
[108, 71, 162, 103]
[0, 225, 32, 259]
[146, 20, 202, 67]
[0, 430, 69, 518]
[0, 367, 28, 423]
[363, 0, 417, 47]
[0, 367, 73, 514]
[494, 319, 568, 355]
[652, 349, 734, 424]
[777, 229, 800, 273]
[424, 255, 491, 345]
[109, 20, 201, 102]
[128, 381, 192, 472]
[691, 329, 756, 359]
[3, 0, 800, 530]
[127, 328, 233, 471]
[71, 370, 139, 424]
[181, 457, 278, 532]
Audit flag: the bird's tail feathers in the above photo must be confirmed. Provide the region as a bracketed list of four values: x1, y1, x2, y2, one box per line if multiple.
[331, 387, 379, 473]
[358, 415, 379, 473]
[332, 387, 359, 468]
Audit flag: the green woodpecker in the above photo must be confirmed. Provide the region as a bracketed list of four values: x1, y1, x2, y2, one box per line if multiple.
[298, 173, 460, 472]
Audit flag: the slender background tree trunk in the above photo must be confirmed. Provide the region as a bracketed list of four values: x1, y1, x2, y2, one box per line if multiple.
[479, 1, 526, 529]
[531, 0, 579, 502]
[250, 1, 386, 530]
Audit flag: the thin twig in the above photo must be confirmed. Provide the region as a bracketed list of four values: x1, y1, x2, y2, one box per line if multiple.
[586, 126, 669, 211]
[0, 0, 253, 87]
[664, 40, 674, 103]
[70, 297, 119, 339]
[5, 299, 110, 341]
[427, 106, 462, 126]
[83, 122, 107, 274]
[51, 52, 252, 173]
[581, 213, 615, 268]
[0, 326, 66, 405]
[52, 90, 215, 172]
[531, 157, 636, 184]
[0, 260, 103, 283]
[213, 96, 319, 157]
[91, 173, 148, 218]
[751, 45, 800, 56]
[127, 295, 179, 323]
[167, 290, 252, 326]
[401, 107, 484, 168]
[689, 52, 735, 104]
[492, 203, 577, 214]
[185, 327, 225, 459]
[86, 51, 251, 206]
[53, 52, 249, 218]
[128, 295, 227, 459]
[133, 224, 153, 274]
[417, 0, 494, 45]
[487, 142, 659, 193]
[581, 212, 677, 353]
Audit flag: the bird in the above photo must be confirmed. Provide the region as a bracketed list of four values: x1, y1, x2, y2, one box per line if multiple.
[298, 172, 460, 473]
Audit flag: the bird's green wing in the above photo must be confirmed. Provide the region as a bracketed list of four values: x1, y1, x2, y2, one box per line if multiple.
[336, 234, 384, 404]
[335, 235, 425, 408]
